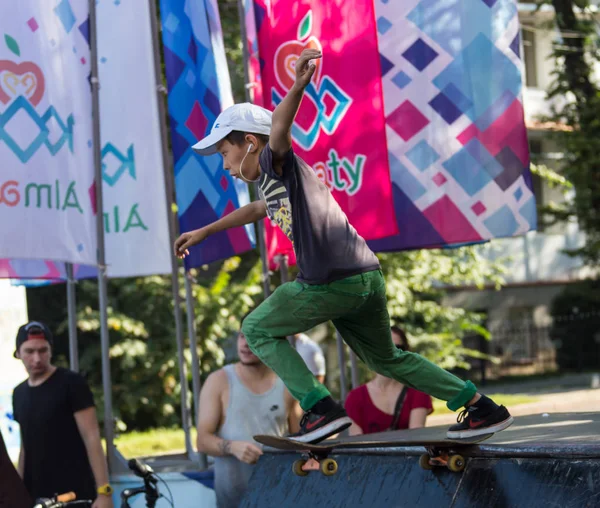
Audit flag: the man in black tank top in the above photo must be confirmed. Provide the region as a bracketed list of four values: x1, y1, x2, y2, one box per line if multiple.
[175, 48, 513, 444]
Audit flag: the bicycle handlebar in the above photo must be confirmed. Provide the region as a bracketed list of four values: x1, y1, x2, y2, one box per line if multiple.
[56, 493, 77, 503]
[36, 460, 166, 508]
[33, 492, 92, 508]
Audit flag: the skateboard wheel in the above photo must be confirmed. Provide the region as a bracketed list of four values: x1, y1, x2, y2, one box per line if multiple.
[447, 454, 465, 473]
[419, 454, 434, 470]
[320, 458, 338, 476]
[292, 459, 309, 477]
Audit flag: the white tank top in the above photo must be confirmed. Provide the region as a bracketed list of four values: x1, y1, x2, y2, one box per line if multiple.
[214, 364, 288, 508]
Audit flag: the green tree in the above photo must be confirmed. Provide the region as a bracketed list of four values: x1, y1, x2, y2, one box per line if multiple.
[379, 247, 503, 371]
[537, 0, 600, 265]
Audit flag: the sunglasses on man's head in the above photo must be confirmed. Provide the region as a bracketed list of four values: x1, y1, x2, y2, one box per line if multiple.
[25, 321, 45, 332]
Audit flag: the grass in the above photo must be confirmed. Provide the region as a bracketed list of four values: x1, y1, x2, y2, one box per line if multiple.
[431, 393, 539, 416]
[112, 394, 539, 458]
[114, 427, 197, 458]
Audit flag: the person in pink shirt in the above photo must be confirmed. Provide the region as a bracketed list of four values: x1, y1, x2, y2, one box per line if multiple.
[345, 326, 433, 435]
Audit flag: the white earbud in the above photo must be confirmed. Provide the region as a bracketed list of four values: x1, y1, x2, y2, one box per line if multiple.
[239, 143, 259, 183]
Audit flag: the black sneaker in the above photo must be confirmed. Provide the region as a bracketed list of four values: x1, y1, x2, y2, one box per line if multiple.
[447, 404, 514, 439]
[288, 403, 352, 444]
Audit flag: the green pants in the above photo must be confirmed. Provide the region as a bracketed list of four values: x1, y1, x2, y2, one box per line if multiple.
[242, 269, 476, 412]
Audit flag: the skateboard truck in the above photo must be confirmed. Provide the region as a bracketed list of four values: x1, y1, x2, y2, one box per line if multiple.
[419, 445, 466, 473]
[292, 450, 338, 477]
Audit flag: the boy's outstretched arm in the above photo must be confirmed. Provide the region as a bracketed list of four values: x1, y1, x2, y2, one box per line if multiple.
[174, 200, 267, 258]
[270, 48, 322, 169]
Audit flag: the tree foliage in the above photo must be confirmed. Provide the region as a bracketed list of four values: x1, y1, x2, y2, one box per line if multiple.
[538, 0, 600, 265]
[379, 246, 503, 371]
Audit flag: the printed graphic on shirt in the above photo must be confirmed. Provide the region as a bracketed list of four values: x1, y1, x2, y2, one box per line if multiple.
[259, 174, 294, 243]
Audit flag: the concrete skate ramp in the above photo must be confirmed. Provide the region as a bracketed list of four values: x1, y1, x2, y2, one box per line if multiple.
[240, 413, 600, 508]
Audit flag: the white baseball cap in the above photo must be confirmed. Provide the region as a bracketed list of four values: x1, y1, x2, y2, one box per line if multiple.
[192, 103, 272, 155]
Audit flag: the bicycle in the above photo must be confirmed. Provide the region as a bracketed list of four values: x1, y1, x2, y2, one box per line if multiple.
[33, 492, 92, 508]
[120, 458, 174, 508]
[32, 458, 173, 508]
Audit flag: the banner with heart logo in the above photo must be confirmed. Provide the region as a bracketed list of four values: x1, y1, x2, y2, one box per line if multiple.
[244, 0, 399, 270]
[1, 0, 173, 282]
[0, 1, 96, 267]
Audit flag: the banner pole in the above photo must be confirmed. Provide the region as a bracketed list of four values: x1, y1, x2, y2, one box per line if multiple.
[237, 0, 270, 298]
[66, 263, 79, 373]
[147, 0, 194, 459]
[184, 271, 206, 468]
[350, 351, 359, 389]
[88, 0, 116, 473]
[336, 330, 348, 402]
[183, 273, 201, 423]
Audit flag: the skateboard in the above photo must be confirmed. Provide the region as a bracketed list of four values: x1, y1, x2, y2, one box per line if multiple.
[254, 433, 494, 476]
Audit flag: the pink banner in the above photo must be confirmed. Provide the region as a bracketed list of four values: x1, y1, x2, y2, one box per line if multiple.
[247, 0, 398, 269]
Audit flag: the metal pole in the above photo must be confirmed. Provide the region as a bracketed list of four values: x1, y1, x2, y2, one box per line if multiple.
[237, 0, 270, 298]
[66, 263, 79, 372]
[237, 0, 251, 102]
[184, 271, 207, 469]
[278, 254, 289, 283]
[349, 351, 359, 389]
[88, 0, 116, 472]
[147, 0, 193, 459]
[336, 330, 348, 402]
[184, 272, 202, 423]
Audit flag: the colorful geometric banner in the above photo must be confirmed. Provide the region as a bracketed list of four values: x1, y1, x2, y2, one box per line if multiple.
[160, 0, 255, 269]
[245, 0, 398, 269]
[368, 0, 536, 253]
[245, 0, 535, 266]
[0, 1, 96, 265]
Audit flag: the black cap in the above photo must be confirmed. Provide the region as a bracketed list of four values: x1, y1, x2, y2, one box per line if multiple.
[14, 321, 54, 358]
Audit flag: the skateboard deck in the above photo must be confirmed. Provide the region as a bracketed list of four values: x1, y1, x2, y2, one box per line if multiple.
[254, 433, 494, 476]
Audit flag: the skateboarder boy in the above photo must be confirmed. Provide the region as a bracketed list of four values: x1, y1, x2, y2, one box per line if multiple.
[174, 48, 513, 443]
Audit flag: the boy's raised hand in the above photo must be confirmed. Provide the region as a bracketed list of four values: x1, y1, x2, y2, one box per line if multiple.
[294, 48, 322, 89]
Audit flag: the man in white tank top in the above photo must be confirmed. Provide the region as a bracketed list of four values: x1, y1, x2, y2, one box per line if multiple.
[196, 328, 301, 508]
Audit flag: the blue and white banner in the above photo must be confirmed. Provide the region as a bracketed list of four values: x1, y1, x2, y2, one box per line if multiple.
[0, 1, 96, 265]
[97, 0, 171, 277]
[160, 0, 255, 268]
